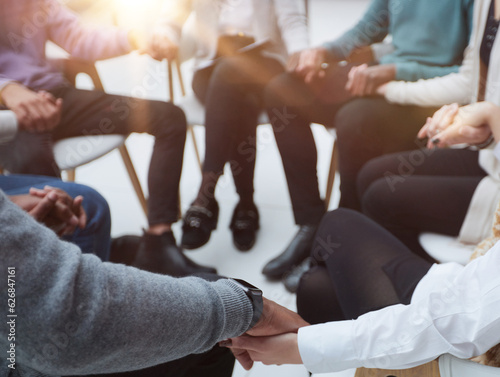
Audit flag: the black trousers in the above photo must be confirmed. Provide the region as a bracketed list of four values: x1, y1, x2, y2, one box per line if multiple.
[264, 71, 441, 220]
[357, 148, 487, 261]
[0, 86, 187, 226]
[72, 344, 235, 377]
[192, 53, 284, 201]
[296, 209, 432, 324]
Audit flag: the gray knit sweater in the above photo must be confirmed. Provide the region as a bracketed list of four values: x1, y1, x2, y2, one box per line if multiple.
[0, 191, 253, 376]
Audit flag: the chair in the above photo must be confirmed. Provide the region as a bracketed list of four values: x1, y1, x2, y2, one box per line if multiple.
[355, 359, 440, 377]
[53, 59, 148, 215]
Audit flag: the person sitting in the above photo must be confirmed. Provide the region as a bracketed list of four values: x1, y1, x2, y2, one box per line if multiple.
[225, 206, 500, 373]
[150, 0, 308, 251]
[0, 0, 214, 277]
[355, 0, 500, 264]
[0, 187, 308, 377]
[261, 0, 474, 284]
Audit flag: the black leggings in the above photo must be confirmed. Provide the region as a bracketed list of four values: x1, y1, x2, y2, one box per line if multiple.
[357, 148, 486, 261]
[296, 209, 432, 324]
[192, 53, 284, 201]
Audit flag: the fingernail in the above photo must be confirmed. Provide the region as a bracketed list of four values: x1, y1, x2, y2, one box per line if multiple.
[219, 340, 232, 348]
[431, 138, 440, 145]
[47, 192, 58, 200]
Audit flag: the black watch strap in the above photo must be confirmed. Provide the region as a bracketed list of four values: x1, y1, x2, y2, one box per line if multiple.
[229, 278, 263, 330]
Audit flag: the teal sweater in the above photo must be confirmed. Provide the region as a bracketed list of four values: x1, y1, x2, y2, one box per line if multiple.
[324, 0, 474, 81]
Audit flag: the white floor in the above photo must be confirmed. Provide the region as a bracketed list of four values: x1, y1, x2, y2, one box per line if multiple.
[67, 1, 370, 376]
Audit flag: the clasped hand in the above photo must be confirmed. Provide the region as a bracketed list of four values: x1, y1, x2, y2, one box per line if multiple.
[9, 186, 86, 236]
[418, 102, 496, 149]
[220, 298, 309, 370]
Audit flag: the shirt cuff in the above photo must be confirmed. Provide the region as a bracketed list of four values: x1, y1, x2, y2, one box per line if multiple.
[298, 320, 358, 374]
[0, 111, 18, 144]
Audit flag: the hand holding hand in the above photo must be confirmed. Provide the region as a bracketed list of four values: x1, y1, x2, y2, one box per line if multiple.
[345, 64, 396, 96]
[294, 47, 330, 83]
[418, 102, 495, 149]
[9, 186, 86, 236]
[222, 298, 308, 370]
[148, 28, 179, 61]
[248, 298, 309, 337]
[1, 84, 63, 132]
[226, 333, 303, 370]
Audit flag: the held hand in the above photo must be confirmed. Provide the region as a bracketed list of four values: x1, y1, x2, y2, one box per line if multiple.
[148, 28, 178, 61]
[9, 186, 86, 236]
[1, 84, 63, 133]
[294, 47, 330, 83]
[226, 333, 303, 370]
[345, 64, 396, 96]
[247, 298, 309, 337]
[423, 102, 495, 148]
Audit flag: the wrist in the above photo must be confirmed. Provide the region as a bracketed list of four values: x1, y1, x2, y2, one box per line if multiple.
[228, 278, 263, 331]
[484, 102, 500, 142]
[0, 82, 18, 106]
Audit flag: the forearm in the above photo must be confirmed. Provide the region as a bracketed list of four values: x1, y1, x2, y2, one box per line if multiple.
[45, 0, 131, 61]
[0, 192, 252, 375]
[323, 0, 388, 60]
[299, 246, 500, 373]
[394, 62, 461, 82]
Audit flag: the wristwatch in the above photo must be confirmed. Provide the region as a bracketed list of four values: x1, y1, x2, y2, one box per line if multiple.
[229, 278, 264, 330]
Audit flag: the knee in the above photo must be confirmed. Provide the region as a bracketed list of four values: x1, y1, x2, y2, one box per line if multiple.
[334, 100, 370, 140]
[156, 104, 187, 139]
[357, 156, 390, 200]
[360, 177, 396, 223]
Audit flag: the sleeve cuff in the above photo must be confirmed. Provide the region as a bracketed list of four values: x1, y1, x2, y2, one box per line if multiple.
[298, 320, 358, 374]
[0, 111, 18, 144]
[214, 279, 253, 340]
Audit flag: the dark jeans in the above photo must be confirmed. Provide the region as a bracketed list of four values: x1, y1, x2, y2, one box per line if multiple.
[0, 174, 111, 260]
[0, 86, 187, 226]
[296, 209, 432, 324]
[357, 148, 486, 261]
[264, 71, 441, 220]
[81, 344, 235, 377]
[192, 53, 284, 201]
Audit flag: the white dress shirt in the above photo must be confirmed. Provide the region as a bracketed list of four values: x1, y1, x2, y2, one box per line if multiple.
[0, 110, 18, 144]
[218, 0, 254, 36]
[298, 240, 500, 373]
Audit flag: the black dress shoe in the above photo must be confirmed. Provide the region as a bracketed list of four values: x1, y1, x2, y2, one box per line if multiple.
[283, 258, 312, 293]
[230, 202, 259, 251]
[262, 224, 317, 280]
[132, 231, 217, 277]
[110, 235, 141, 265]
[181, 200, 219, 250]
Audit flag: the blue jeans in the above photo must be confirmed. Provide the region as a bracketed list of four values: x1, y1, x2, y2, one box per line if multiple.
[0, 174, 111, 261]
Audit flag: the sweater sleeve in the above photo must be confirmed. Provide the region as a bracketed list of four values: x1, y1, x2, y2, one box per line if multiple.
[395, 62, 461, 82]
[323, 0, 389, 61]
[0, 191, 253, 375]
[44, 0, 132, 62]
[274, 0, 309, 55]
[384, 44, 475, 106]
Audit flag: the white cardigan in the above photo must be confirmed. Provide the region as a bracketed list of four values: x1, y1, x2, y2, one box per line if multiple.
[156, 0, 309, 68]
[384, 0, 500, 244]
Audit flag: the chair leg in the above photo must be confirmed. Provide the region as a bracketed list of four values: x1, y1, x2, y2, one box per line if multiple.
[118, 144, 148, 216]
[324, 139, 337, 209]
[188, 126, 203, 173]
[66, 168, 76, 182]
